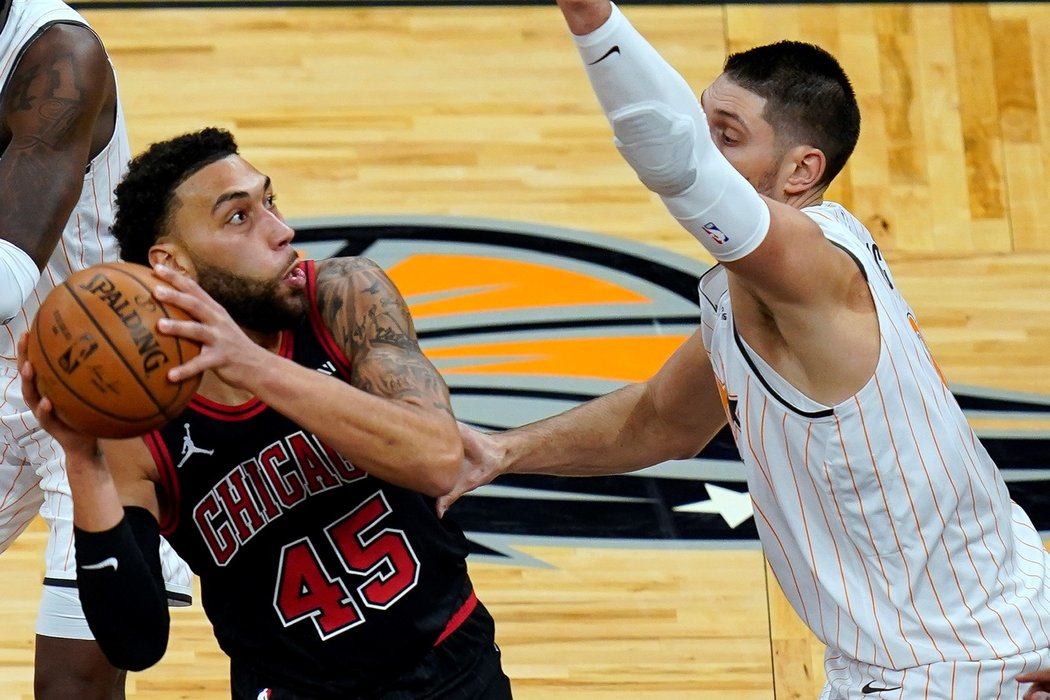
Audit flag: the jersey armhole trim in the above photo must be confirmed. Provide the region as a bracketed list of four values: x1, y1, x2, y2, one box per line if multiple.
[731, 327, 834, 419]
[304, 259, 353, 381]
[828, 239, 868, 282]
[144, 431, 180, 536]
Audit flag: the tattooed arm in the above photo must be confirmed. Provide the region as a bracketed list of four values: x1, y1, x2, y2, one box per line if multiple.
[0, 23, 116, 265]
[313, 257, 453, 416]
[291, 257, 463, 494]
[152, 257, 463, 496]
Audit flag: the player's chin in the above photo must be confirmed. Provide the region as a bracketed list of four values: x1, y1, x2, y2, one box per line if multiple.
[277, 288, 309, 319]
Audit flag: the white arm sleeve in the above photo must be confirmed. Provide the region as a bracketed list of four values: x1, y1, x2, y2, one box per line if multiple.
[0, 239, 41, 324]
[572, 4, 770, 262]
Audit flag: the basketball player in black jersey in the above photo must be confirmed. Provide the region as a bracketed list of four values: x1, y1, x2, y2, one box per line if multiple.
[17, 127, 513, 699]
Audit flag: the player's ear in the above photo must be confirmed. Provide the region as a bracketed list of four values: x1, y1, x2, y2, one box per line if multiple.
[783, 145, 825, 195]
[148, 241, 192, 276]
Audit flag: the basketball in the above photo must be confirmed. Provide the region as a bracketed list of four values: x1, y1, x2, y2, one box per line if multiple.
[26, 262, 202, 439]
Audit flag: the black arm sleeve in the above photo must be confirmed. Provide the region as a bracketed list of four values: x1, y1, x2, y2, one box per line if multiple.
[74, 506, 170, 671]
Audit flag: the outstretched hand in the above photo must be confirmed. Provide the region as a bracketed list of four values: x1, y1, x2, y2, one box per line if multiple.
[1018, 670, 1050, 700]
[436, 422, 506, 518]
[152, 264, 268, 390]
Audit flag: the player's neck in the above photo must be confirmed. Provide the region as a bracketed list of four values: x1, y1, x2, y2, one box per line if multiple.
[785, 189, 824, 210]
[242, 327, 282, 353]
[195, 328, 283, 405]
[196, 371, 256, 406]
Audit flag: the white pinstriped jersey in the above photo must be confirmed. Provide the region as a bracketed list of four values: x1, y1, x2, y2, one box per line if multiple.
[0, 0, 192, 615]
[0, 0, 125, 367]
[699, 200, 1050, 670]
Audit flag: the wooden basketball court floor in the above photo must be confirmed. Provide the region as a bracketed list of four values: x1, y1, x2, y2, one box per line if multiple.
[2, 2, 1049, 697]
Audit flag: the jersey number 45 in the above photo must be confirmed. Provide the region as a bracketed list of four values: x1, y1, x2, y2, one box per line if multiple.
[273, 491, 421, 640]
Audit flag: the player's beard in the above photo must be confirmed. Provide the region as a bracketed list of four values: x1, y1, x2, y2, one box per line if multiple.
[192, 254, 307, 333]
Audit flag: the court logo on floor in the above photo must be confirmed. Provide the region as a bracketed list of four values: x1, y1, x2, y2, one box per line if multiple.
[294, 215, 1050, 563]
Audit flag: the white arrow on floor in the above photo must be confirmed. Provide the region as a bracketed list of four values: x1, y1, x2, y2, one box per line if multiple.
[673, 483, 754, 528]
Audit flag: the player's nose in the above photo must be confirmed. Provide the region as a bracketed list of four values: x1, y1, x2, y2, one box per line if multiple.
[264, 211, 295, 249]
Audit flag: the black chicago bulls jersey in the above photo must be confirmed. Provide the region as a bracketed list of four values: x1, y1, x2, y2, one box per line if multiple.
[146, 260, 470, 696]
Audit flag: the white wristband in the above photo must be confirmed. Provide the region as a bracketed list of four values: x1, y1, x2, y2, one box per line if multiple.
[0, 239, 41, 324]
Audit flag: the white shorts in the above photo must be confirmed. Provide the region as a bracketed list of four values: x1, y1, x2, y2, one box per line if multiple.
[820, 646, 1050, 699]
[0, 366, 193, 640]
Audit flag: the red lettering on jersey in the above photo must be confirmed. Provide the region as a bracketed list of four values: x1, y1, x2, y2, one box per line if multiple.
[287, 431, 340, 494]
[240, 457, 282, 520]
[216, 467, 266, 544]
[260, 440, 307, 508]
[194, 492, 238, 566]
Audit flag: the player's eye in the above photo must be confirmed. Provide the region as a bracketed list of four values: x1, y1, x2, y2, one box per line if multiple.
[265, 193, 277, 208]
[228, 210, 247, 225]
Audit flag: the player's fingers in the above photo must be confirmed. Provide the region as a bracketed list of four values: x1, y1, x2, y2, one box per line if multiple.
[18, 357, 41, 406]
[435, 493, 459, 518]
[153, 283, 216, 322]
[153, 263, 202, 293]
[157, 317, 210, 343]
[166, 353, 219, 384]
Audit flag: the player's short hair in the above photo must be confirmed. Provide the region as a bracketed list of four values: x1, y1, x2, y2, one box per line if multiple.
[724, 41, 860, 188]
[112, 127, 239, 265]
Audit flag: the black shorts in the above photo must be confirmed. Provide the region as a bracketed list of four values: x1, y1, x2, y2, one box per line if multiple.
[230, 597, 512, 700]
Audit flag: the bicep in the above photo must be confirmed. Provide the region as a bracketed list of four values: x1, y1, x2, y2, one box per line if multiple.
[315, 257, 453, 413]
[726, 197, 860, 310]
[1, 23, 112, 261]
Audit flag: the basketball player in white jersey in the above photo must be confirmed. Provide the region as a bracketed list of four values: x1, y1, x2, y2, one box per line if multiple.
[0, 0, 191, 696]
[438, 1, 1050, 696]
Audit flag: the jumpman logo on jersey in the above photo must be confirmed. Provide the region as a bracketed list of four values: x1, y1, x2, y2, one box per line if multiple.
[177, 423, 214, 469]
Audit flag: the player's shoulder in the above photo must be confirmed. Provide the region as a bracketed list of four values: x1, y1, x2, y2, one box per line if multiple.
[314, 256, 400, 295]
[802, 201, 872, 249]
[15, 18, 107, 72]
[4, 20, 111, 124]
[315, 256, 382, 280]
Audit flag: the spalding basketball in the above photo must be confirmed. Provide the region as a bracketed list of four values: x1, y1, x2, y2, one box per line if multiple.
[27, 262, 202, 439]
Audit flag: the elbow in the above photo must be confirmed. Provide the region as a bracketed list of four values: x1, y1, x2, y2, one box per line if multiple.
[417, 430, 465, 498]
[97, 625, 169, 672]
[109, 643, 167, 673]
[89, 608, 170, 671]
[662, 424, 716, 462]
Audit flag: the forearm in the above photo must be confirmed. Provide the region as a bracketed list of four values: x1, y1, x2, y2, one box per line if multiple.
[65, 449, 127, 532]
[75, 507, 170, 671]
[499, 382, 697, 477]
[571, 3, 701, 127]
[246, 356, 462, 496]
[570, 3, 770, 262]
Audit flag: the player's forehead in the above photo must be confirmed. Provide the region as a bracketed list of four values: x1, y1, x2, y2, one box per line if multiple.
[701, 75, 768, 128]
[173, 155, 268, 212]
